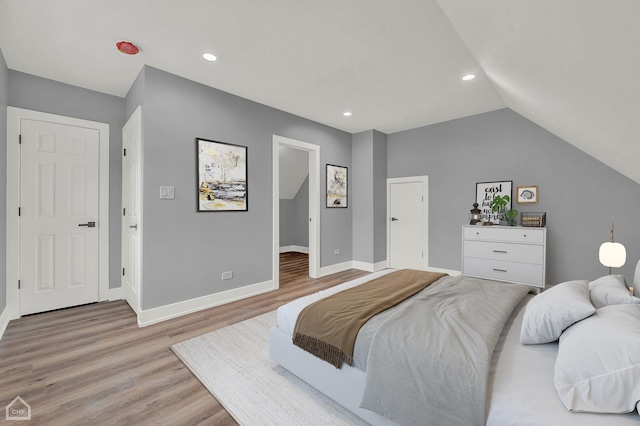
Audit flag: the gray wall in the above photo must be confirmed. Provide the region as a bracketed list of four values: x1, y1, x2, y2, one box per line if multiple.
[352, 131, 374, 263]
[388, 108, 640, 284]
[135, 66, 352, 310]
[0, 49, 8, 313]
[125, 68, 145, 121]
[7, 71, 126, 289]
[293, 176, 310, 247]
[372, 131, 387, 263]
[279, 176, 310, 248]
[280, 199, 296, 246]
[352, 130, 387, 264]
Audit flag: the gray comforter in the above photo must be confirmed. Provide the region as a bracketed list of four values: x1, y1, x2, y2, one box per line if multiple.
[359, 275, 529, 426]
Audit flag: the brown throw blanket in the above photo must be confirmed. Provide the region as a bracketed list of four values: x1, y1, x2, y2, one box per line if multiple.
[292, 269, 447, 368]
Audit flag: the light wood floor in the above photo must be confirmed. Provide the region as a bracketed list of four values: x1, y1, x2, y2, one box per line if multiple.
[0, 253, 367, 425]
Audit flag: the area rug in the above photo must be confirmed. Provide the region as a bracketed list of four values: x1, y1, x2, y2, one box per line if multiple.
[171, 311, 368, 425]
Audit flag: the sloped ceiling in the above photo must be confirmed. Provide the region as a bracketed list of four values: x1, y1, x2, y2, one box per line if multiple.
[279, 146, 308, 200]
[436, 0, 640, 184]
[0, 1, 638, 183]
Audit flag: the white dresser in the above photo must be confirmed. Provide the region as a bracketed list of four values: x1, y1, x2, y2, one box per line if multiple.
[462, 225, 547, 289]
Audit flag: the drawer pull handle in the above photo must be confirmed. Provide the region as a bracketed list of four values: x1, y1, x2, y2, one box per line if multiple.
[493, 268, 507, 273]
[493, 250, 507, 253]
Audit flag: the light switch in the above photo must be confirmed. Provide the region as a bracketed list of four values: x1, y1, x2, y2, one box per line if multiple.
[160, 186, 175, 199]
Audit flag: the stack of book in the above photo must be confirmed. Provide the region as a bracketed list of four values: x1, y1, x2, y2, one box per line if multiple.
[521, 212, 546, 227]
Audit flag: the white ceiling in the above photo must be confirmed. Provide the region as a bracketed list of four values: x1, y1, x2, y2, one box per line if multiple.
[1, 0, 638, 183]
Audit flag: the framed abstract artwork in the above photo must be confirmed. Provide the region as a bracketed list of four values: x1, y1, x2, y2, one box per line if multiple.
[197, 138, 247, 212]
[475, 180, 512, 223]
[516, 185, 538, 204]
[326, 164, 347, 208]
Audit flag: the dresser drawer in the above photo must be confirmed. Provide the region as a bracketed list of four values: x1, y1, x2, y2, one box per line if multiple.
[463, 226, 544, 244]
[463, 240, 544, 265]
[462, 257, 544, 287]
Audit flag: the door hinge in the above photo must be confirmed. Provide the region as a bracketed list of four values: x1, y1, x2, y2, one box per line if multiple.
[18, 207, 21, 216]
[123, 208, 126, 216]
[123, 148, 127, 156]
[18, 280, 21, 289]
[18, 134, 22, 144]
[122, 268, 125, 276]
[422, 252, 424, 258]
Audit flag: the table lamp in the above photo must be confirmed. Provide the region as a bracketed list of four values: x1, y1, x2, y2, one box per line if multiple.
[598, 223, 626, 274]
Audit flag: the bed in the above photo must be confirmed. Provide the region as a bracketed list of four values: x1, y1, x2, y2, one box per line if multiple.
[269, 264, 640, 425]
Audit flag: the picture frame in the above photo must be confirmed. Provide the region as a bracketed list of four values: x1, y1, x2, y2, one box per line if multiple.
[516, 185, 538, 204]
[476, 180, 512, 224]
[197, 138, 247, 212]
[326, 164, 348, 208]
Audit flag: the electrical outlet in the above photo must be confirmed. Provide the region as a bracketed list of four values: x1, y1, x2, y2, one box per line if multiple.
[221, 271, 233, 280]
[334, 249, 340, 255]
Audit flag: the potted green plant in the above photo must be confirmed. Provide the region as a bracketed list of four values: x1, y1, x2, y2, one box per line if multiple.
[490, 195, 519, 226]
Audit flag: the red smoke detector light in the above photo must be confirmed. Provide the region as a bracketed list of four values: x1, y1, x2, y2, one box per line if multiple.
[116, 41, 139, 55]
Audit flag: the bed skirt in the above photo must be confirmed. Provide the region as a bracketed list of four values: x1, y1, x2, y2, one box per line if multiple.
[269, 325, 399, 426]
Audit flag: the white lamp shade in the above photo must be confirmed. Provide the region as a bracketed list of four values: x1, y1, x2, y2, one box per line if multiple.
[599, 242, 627, 268]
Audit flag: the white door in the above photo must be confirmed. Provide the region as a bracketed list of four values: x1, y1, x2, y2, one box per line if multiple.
[19, 119, 100, 315]
[388, 180, 426, 269]
[121, 107, 142, 314]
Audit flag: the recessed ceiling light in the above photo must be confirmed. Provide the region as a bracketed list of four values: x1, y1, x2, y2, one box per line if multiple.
[203, 53, 218, 62]
[343, 111, 352, 117]
[462, 74, 475, 81]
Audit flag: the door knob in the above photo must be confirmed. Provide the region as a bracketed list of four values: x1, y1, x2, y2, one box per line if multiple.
[78, 221, 96, 228]
[391, 217, 399, 221]
[129, 224, 138, 230]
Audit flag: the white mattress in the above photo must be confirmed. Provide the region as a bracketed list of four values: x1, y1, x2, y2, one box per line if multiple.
[274, 271, 640, 425]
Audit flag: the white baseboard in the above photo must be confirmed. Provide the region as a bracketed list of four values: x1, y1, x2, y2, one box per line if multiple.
[427, 266, 462, 276]
[0, 306, 10, 343]
[137, 279, 276, 327]
[350, 261, 457, 276]
[352, 260, 388, 273]
[279, 245, 309, 254]
[109, 287, 124, 301]
[319, 261, 354, 277]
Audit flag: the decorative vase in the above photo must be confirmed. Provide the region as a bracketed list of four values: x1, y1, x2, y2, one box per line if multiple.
[498, 209, 508, 226]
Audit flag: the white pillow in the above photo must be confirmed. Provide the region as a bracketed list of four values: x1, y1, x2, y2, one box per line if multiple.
[555, 304, 640, 413]
[634, 259, 640, 298]
[520, 280, 595, 344]
[589, 275, 640, 309]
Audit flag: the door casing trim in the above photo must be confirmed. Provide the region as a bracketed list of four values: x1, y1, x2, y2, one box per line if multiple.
[272, 134, 321, 287]
[6, 107, 110, 320]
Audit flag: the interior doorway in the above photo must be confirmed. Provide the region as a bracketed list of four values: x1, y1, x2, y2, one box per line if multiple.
[121, 106, 142, 315]
[272, 135, 320, 288]
[6, 107, 110, 319]
[387, 176, 429, 270]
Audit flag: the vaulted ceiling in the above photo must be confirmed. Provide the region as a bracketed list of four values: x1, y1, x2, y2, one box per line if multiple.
[1, 0, 638, 183]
